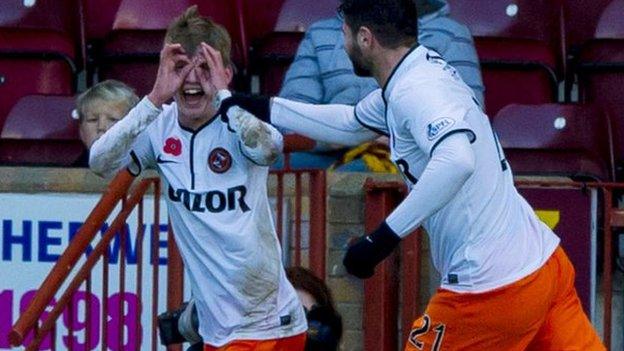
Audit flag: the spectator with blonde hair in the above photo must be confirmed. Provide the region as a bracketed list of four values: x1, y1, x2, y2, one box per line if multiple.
[73, 79, 139, 166]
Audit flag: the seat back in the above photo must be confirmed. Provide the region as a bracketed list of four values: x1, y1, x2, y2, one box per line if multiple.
[0, 0, 79, 34]
[0, 95, 85, 166]
[246, 0, 337, 94]
[594, 0, 624, 39]
[243, 0, 336, 44]
[272, 0, 337, 32]
[1, 95, 78, 140]
[575, 0, 624, 179]
[83, 0, 124, 40]
[0, 0, 79, 128]
[448, 0, 564, 116]
[0, 58, 74, 129]
[493, 103, 614, 181]
[563, 0, 613, 50]
[448, 0, 561, 42]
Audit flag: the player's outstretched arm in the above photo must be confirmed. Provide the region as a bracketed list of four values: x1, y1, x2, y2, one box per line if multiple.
[219, 95, 378, 146]
[343, 133, 475, 279]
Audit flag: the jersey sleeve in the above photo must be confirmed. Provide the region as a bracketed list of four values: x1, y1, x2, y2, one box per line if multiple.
[238, 121, 284, 167]
[391, 82, 476, 157]
[270, 98, 379, 146]
[354, 89, 389, 136]
[127, 130, 156, 176]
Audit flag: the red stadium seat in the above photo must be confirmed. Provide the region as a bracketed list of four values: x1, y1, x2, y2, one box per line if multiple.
[563, 0, 613, 52]
[492, 103, 614, 181]
[448, 0, 564, 116]
[0, 0, 79, 130]
[576, 0, 624, 179]
[95, 0, 246, 96]
[0, 95, 85, 166]
[83, 0, 124, 41]
[245, 0, 337, 95]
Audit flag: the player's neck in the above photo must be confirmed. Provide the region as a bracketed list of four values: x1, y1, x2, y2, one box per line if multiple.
[178, 108, 217, 131]
[373, 45, 413, 88]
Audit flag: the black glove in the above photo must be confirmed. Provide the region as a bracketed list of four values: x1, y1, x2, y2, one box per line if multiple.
[219, 93, 271, 123]
[342, 221, 401, 279]
[157, 303, 188, 345]
[157, 300, 201, 346]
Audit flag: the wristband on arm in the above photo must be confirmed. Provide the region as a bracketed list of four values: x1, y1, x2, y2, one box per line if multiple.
[219, 93, 271, 123]
[342, 221, 401, 279]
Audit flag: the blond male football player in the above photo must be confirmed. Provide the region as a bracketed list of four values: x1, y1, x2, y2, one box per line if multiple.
[89, 6, 307, 351]
[218, 0, 605, 349]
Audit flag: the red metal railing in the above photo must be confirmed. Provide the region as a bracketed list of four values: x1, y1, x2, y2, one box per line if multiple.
[362, 178, 623, 351]
[9, 171, 169, 351]
[362, 180, 421, 351]
[10, 135, 326, 350]
[275, 135, 326, 276]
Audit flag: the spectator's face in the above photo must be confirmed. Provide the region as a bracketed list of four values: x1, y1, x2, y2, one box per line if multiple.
[79, 99, 128, 148]
[296, 288, 318, 311]
[343, 22, 372, 77]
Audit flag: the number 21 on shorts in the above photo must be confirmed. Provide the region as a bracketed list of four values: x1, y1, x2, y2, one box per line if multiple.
[407, 314, 446, 351]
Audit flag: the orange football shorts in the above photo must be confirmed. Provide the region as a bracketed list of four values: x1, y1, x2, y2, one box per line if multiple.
[404, 246, 605, 351]
[204, 332, 306, 351]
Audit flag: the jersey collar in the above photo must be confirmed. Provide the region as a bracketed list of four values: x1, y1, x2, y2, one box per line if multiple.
[177, 111, 221, 135]
[382, 45, 427, 103]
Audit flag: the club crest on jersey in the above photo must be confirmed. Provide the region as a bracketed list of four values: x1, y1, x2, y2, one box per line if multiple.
[208, 147, 232, 173]
[164, 137, 182, 156]
[427, 118, 455, 140]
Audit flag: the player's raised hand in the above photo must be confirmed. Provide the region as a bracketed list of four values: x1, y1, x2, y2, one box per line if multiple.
[148, 43, 193, 107]
[343, 222, 401, 279]
[199, 42, 231, 91]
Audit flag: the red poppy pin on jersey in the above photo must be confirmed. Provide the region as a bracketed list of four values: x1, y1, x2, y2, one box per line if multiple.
[164, 137, 182, 156]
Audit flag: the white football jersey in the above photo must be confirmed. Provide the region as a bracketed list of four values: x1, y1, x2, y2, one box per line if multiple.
[355, 45, 560, 292]
[127, 102, 307, 346]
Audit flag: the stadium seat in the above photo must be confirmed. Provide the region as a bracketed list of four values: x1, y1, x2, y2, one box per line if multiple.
[563, 0, 613, 53]
[94, 0, 246, 96]
[83, 0, 124, 41]
[0, 95, 85, 166]
[447, 0, 564, 116]
[492, 103, 614, 181]
[245, 0, 337, 95]
[575, 0, 624, 180]
[0, 0, 79, 130]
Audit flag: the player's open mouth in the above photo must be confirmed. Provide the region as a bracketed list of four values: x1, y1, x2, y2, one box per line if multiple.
[184, 88, 204, 96]
[182, 87, 205, 106]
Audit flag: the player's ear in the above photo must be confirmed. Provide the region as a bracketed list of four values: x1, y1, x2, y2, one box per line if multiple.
[224, 65, 234, 85]
[357, 26, 373, 50]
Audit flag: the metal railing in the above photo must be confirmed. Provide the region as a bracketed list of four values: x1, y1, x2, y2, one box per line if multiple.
[9, 172, 168, 351]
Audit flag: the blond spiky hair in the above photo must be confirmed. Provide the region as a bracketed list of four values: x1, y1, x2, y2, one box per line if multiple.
[164, 5, 232, 67]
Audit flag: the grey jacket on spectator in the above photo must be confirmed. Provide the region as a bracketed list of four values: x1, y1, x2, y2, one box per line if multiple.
[279, 0, 485, 107]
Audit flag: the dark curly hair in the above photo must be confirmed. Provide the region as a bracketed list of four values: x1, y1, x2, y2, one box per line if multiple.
[338, 0, 418, 48]
[286, 267, 343, 351]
